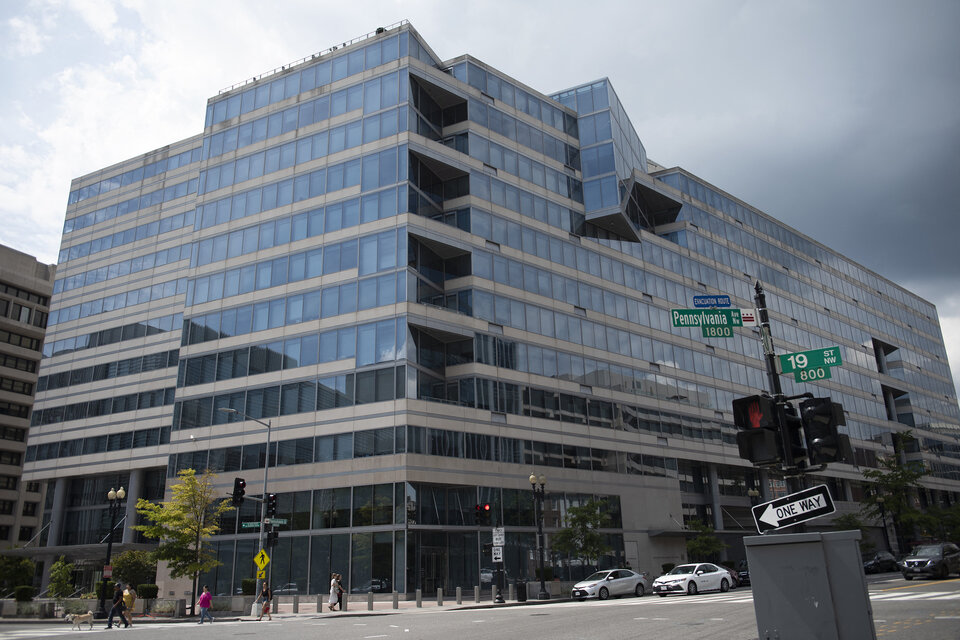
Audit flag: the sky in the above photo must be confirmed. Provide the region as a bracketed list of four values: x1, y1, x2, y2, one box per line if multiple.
[1, 0, 959, 400]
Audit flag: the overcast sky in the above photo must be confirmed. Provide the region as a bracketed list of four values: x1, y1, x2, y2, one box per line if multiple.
[2, 0, 959, 400]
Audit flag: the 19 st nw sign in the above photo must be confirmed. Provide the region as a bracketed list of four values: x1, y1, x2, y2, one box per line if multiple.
[751, 485, 836, 533]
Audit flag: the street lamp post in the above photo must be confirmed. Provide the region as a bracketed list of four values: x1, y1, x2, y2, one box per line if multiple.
[97, 487, 126, 619]
[529, 473, 549, 600]
[219, 408, 272, 595]
[747, 488, 760, 506]
[876, 495, 892, 553]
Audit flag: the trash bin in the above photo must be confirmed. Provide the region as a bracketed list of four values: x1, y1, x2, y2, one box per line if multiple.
[516, 580, 527, 602]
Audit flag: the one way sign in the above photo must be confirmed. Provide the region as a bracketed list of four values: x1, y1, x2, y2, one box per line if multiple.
[751, 485, 836, 533]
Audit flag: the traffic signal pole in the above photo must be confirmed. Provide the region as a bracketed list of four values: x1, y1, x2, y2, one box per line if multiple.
[754, 282, 805, 494]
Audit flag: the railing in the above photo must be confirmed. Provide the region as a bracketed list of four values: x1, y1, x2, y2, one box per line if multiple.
[217, 20, 408, 95]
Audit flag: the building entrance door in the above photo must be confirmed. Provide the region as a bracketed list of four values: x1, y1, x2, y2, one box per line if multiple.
[420, 544, 447, 594]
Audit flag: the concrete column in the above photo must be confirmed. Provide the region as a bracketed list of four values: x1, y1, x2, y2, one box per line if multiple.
[123, 468, 144, 543]
[707, 463, 723, 531]
[46, 477, 67, 547]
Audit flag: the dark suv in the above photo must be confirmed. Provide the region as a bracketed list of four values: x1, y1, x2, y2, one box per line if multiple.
[901, 543, 960, 580]
[863, 550, 898, 574]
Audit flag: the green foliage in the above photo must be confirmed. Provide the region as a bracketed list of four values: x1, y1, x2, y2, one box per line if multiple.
[915, 503, 960, 542]
[241, 578, 256, 595]
[0, 556, 35, 591]
[550, 499, 612, 566]
[95, 581, 116, 599]
[860, 431, 926, 553]
[134, 468, 233, 615]
[14, 585, 34, 601]
[112, 550, 156, 587]
[47, 556, 74, 601]
[685, 519, 727, 562]
[137, 584, 159, 599]
[832, 513, 876, 553]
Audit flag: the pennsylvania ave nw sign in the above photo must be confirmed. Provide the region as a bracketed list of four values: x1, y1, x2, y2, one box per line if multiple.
[751, 485, 836, 533]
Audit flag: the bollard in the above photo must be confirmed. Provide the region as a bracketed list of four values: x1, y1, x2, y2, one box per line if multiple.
[474, 585, 480, 603]
[508, 583, 515, 601]
[416, 588, 422, 607]
[456, 586, 462, 604]
[293, 595, 299, 613]
[368, 592, 374, 611]
[393, 591, 399, 609]
[317, 594, 324, 613]
[342, 594, 348, 612]
[437, 588, 443, 606]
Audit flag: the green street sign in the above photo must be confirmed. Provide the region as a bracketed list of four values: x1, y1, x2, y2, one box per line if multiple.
[779, 347, 842, 374]
[268, 518, 288, 525]
[702, 325, 733, 338]
[793, 366, 833, 383]
[241, 521, 261, 529]
[671, 308, 743, 329]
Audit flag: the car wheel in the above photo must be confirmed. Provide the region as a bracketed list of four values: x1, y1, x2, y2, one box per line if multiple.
[658, 594, 667, 598]
[939, 565, 950, 580]
[687, 581, 698, 596]
[598, 587, 609, 600]
[720, 579, 729, 593]
[635, 584, 644, 597]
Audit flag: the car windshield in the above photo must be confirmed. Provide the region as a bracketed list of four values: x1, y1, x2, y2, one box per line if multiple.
[911, 545, 941, 556]
[584, 571, 612, 581]
[668, 564, 697, 575]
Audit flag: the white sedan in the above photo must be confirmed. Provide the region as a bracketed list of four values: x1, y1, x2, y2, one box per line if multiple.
[572, 569, 650, 600]
[652, 563, 732, 597]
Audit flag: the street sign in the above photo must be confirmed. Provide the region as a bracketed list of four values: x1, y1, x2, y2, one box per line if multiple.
[103, 565, 112, 579]
[241, 521, 261, 529]
[257, 570, 266, 580]
[269, 518, 288, 525]
[693, 295, 731, 308]
[751, 484, 836, 533]
[253, 549, 270, 570]
[492, 546, 503, 562]
[739, 309, 758, 326]
[779, 347, 842, 383]
[671, 308, 743, 329]
[702, 325, 733, 338]
[492, 527, 505, 546]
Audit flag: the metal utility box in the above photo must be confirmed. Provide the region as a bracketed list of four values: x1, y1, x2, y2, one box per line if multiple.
[744, 530, 876, 640]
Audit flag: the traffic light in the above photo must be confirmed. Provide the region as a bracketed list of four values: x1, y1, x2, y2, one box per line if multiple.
[780, 403, 808, 469]
[474, 503, 491, 525]
[800, 397, 853, 465]
[732, 395, 782, 465]
[266, 493, 278, 518]
[266, 528, 279, 547]
[232, 478, 246, 506]
[481, 503, 491, 525]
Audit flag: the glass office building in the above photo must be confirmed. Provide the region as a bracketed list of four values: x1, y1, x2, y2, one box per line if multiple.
[23, 21, 960, 595]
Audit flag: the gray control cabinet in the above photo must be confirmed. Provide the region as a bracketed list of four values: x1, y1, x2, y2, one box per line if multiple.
[744, 530, 876, 640]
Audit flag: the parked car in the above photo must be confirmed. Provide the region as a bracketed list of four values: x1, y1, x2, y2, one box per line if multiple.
[572, 569, 650, 600]
[720, 565, 739, 588]
[863, 550, 899, 574]
[901, 542, 960, 580]
[652, 563, 732, 597]
[737, 560, 750, 587]
[274, 582, 300, 595]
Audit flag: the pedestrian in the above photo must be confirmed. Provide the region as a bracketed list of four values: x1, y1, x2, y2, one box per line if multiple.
[256, 583, 272, 621]
[197, 585, 214, 624]
[336, 573, 344, 608]
[121, 584, 137, 627]
[328, 573, 338, 611]
[105, 583, 129, 629]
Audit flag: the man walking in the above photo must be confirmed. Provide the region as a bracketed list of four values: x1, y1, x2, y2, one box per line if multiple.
[105, 583, 129, 629]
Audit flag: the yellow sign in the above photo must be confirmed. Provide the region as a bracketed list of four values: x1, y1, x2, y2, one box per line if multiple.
[257, 570, 266, 579]
[254, 549, 270, 569]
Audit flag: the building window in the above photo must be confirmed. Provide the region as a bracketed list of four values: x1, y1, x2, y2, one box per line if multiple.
[18, 527, 34, 542]
[22, 502, 38, 517]
[0, 476, 17, 491]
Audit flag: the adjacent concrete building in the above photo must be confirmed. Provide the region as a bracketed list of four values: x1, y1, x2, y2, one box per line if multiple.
[22, 22, 960, 596]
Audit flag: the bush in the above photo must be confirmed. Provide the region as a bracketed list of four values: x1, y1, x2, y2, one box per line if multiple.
[241, 578, 256, 595]
[534, 567, 554, 581]
[95, 581, 116, 599]
[137, 584, 159, 599]
[14, 586, 35, 601]
[661, 563, 676, 574]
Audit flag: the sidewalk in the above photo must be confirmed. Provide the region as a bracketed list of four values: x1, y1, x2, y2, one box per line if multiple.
[0, 595, 566, 624]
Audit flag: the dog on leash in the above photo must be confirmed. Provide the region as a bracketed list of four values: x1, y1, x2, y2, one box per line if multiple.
[65, 611, 95, 630]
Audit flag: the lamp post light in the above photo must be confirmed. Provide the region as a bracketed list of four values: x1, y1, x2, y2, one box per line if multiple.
[876, 495, 892, 553]
[97, 486, 126, 619]
[529, 473, 549, 600]
[747, 488, 760, 506]
[218, 408, 272, 594]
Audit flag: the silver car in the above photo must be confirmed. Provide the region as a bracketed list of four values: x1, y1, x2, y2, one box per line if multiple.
[572, 569, 650, 600]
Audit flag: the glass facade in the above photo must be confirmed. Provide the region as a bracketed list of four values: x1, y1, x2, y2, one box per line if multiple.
[24, 21, 960, 595]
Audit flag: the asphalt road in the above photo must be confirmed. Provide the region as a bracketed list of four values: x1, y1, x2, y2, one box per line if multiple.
[2, 574, 958, 640]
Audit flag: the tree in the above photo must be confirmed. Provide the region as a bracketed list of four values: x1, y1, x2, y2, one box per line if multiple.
[861, 431, 926, 555]
[0, 556, 35, 593]
[134, 469, 233, 616]
[685, 519, 726, 562]
[112, 550, 157, 588]
[47, 556, 75, 610]
[832, 513, 876, 554]
[551, 499, 612, 571]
